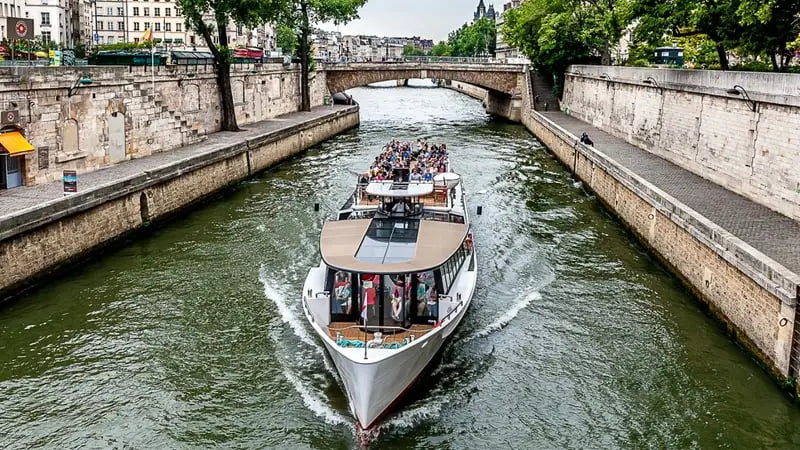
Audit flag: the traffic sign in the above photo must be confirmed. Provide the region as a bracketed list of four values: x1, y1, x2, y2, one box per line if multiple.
[94, 32, 99, 42]
[1, 110, 19, 124]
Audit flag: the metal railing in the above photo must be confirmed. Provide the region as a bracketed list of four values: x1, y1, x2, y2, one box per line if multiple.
[325, 56, 528, 66]
[328, 323, 434, 360]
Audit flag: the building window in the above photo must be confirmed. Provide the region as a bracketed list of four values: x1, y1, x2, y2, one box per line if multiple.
[134, 22, 140, 31]
[236, 25, 242, 35]
[108, 36, 114, 44]
[165, 8, 170, 16]
[41, 12, 50, 25]
[97, 22, 103, 30]
[143, 7, 149, 15]
[154, 7, 160, 16]
[165, 22, 171, 32]
[175, 23, 181, 32]
[144, 22, 150, 29]
[108, 21, 113, 31]
[118, 21, 124, 31]
[154, 22, 160, 31]
[42, 31, 51, 42]
[107, 7, 112, 15]
[133, 7, 138, 15]
[117, 7, 123, 15]
[134, 37, 139, 42]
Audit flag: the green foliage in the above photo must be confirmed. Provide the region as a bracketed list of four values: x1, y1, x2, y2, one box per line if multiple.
[438, 18, 496, 57]
[276, 24, 298, 55]
[629, 0, 800, 71]
[91, 41, 153, 55]
[74, 43, 87, 59]
[402, 44, 426, 56]
[431, 41, 452, 56]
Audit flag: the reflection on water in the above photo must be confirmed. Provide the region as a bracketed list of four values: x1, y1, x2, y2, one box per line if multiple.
[1, 87, 799, 449]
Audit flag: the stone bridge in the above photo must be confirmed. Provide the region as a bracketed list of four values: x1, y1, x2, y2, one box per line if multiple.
[322, 62, 528, 120]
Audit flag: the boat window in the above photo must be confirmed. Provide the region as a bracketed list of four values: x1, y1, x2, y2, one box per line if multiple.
[383, 274, 411, 327]
[330, 270, 356, 321]
[414, 270, 438, 323]
[359, 273, 381, 329]
[439, 235, 472, 294]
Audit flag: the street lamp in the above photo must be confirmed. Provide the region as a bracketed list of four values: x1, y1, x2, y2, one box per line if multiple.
[643, 76, 663, 94]
[726, 85, 756, 112]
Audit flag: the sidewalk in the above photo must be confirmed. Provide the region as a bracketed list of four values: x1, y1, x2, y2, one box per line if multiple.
[541, 111, 800, 275]
[0, 106, 352, 219]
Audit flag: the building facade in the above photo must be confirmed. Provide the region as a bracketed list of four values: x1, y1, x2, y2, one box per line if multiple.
[473, 0, 495, 22]
[25, 0, 74, 45]
[495, 0, 528, 62]
[0, 0, 25, 38]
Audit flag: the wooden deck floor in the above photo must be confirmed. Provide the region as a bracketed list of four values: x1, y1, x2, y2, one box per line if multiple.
[328, 322, 433, 345]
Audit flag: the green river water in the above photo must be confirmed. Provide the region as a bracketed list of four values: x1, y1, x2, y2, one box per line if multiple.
[1, 86, 799, 449]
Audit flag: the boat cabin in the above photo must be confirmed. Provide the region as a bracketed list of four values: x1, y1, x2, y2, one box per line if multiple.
[320, 217, 473, 332]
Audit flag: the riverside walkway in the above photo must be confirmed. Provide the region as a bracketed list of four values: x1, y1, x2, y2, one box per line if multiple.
[541, 111, 800, 276]
[0, 105, 354, 230]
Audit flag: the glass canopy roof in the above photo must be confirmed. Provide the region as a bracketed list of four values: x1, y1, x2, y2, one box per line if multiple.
[355, 219, 420, 264]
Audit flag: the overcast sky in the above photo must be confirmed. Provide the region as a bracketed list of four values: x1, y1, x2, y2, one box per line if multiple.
[322, 0, 489, 43]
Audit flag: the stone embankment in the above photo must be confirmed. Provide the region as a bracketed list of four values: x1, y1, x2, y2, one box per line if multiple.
[0, 105, 359, 301]
[520, 68, 800, 392]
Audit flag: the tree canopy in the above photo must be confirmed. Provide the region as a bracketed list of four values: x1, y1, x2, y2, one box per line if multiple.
[501, 0, 800, 77]
[178, 0, 275, 131]
[431, 18, 497, 57]
[270, 0, 368, 110]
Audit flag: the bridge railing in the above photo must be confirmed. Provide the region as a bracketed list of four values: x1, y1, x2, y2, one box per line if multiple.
[324, 56, 530, 66]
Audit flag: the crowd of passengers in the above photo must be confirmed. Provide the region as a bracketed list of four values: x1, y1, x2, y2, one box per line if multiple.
[360, 138, 449, 183]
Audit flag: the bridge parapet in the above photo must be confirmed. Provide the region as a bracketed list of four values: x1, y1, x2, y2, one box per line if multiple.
[323, 61, 526, 96]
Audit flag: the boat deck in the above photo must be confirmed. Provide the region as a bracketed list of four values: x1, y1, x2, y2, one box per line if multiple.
[356, 188, 449, 207]
[328, 322, 434, 345]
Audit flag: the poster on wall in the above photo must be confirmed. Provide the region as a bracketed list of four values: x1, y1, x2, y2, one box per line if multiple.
[63, 170, 77, 194]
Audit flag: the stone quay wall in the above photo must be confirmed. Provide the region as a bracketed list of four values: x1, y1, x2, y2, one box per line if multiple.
[445, 80, 488, 102]
[561, 66, 800, 221]
[1, 64, 327, 186]
[0, 106, 359, 299]
[520, 71, 799, 384]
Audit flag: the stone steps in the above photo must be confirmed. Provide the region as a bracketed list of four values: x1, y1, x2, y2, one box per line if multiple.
[531, 72, 559, 112]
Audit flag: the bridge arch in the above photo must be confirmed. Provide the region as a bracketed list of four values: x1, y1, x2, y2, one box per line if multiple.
[324, 63, 524, 96]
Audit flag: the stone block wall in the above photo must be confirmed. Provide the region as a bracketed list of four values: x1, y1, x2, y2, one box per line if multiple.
[519, 71, 798, 384]
[562, 66, 800, 221]
[0, 106, 359, 297]
[0, 64, 327, 186]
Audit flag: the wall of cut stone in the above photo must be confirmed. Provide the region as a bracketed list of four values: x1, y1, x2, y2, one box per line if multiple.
[0, 107, 359, 299]
[561, 66, 800, 221]
[0, 64, 327, 186]
[519, 71, 798, 384]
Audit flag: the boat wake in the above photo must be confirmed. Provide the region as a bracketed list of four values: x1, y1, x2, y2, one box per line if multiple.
[259, 265, 317, 348]
[258, 265, 350, 428]
[469, 290, 542, 341]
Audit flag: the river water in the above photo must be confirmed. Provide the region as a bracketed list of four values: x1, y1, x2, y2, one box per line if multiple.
[2, 86, 800, 449]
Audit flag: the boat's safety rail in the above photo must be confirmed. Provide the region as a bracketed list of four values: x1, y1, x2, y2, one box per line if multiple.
[328, 323, 433, 359]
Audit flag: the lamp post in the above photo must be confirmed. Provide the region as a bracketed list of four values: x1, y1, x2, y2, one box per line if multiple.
[726, 85, 756, 111]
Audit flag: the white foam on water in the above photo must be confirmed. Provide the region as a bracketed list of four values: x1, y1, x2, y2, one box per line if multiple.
[468, 290, 542, 341]
[281, 367, 352, 427]
[381, 396, 447, 430]
[258, 265, 317, 348]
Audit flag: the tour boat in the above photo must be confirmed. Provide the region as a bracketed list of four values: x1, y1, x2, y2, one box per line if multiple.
[301, 142, 477, 431]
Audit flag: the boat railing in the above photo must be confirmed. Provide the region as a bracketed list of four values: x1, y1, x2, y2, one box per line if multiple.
[327, 323, 433, 359]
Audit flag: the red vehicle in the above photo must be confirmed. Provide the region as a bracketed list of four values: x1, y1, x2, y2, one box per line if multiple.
[232, 47, 264, 62]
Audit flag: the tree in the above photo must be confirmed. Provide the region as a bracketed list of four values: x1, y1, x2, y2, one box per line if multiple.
[272, 0, 368, 112]
[736, 0, 800, 71]
[276, 24, 298, 55]
[501, 0, 596, 95]
[178, 0, 272, 131]
[431, 41, 453, 56]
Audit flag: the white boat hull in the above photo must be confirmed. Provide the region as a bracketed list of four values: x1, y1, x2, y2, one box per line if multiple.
[309, 287, 472, 429]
